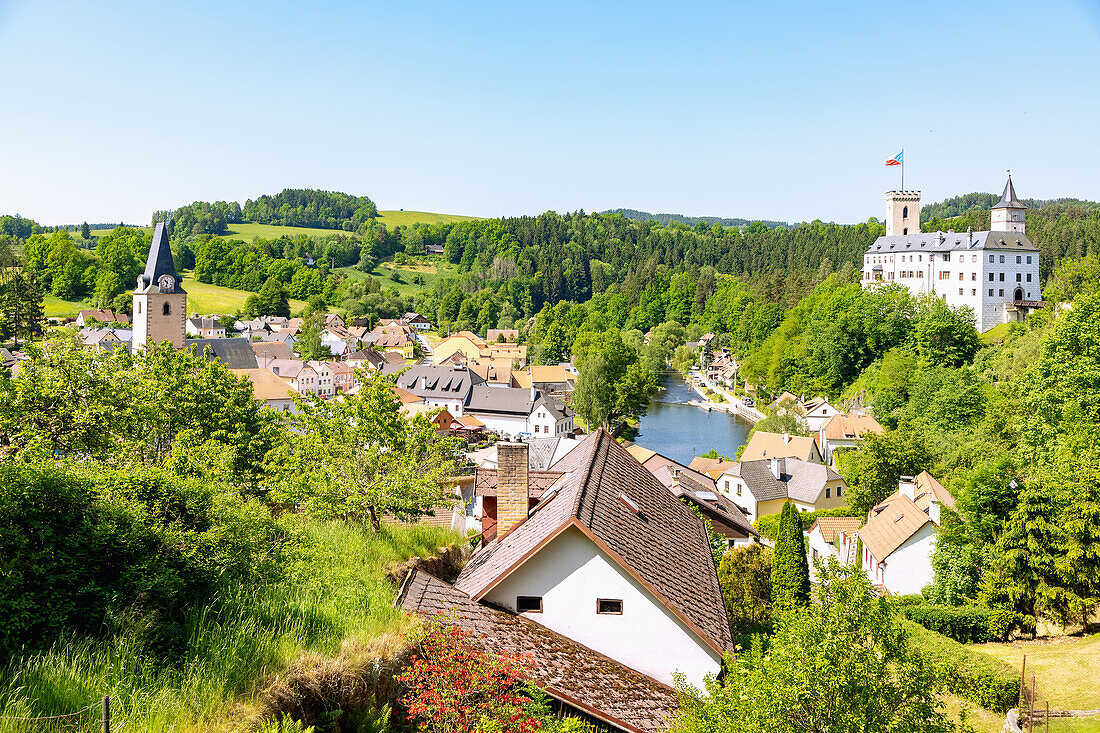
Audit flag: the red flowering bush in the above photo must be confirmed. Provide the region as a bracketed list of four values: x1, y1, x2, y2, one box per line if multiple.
[396, 614, 547, 733]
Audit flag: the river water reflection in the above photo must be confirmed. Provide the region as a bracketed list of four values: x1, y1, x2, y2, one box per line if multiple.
[631, 373, 752, 466]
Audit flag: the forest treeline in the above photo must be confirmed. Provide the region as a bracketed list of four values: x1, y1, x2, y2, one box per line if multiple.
[604, 208, 790, 229]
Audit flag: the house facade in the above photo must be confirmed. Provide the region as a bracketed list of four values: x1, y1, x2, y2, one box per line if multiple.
[717, 457, 846, 523]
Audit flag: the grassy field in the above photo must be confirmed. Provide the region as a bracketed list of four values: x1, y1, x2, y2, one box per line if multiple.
[0, 520, 459, 733]
[980, 322, 1012, 345]
[83, 210, 479, 241]
[336, 258, 459, 298]
[43, 273, 306, 319]
[972, 635, 1100, 711]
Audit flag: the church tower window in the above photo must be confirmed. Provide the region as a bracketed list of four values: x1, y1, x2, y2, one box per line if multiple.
[163, 302, 171, 316]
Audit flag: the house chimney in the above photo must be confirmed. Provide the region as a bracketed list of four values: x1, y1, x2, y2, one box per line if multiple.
[928, 498, 941, 526]
[899, 475, 916, 500]
[783, 432, 791, 444]
[769, 457, 782, 481]
[497, 442, 530, 537]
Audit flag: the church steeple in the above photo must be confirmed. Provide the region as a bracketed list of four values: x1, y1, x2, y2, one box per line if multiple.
[132, 222, 187, 351]
[991, 175, 1026, 233]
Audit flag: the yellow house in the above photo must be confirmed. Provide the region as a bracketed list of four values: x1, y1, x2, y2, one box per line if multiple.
[433, 331, 487, 364]
[717, 457, 847, 524]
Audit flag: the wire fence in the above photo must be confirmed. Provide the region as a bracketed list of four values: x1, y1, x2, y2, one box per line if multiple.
[1018, 655, 1100, 733]
[0, 697, 108, 733]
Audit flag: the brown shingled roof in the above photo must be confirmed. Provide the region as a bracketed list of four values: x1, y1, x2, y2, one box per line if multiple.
[808, 516, 863, 543]
[456, 430, 733, 656]
[881, 471, 956, 512]
[398, 568, 678, 733]
[474, 468, 564, 498]
[820, 413, 885, 441]
[859, 494, 932, 561]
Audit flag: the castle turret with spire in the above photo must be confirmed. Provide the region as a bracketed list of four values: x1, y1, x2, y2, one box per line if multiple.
[132, 222, 187, 351]
[990, 175, 1026, 233]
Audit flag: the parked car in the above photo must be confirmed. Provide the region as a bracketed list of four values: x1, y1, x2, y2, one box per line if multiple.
[742, 398, 755, 407]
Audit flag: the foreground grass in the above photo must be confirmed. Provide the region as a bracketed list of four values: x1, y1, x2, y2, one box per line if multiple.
[972, 634, 1100, 710]
[0, 519, 459, 733]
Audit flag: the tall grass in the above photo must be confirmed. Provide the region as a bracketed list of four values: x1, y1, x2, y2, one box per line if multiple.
[0, 519, 458, 733]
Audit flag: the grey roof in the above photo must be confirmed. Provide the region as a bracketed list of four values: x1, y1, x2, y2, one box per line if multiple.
[867, 230, 1037, 253]
[528, 436, 563, 469]
[993, 176, 1026, 210]
[532, 396, 573, 420]
[398, 569, 678, 733]
[456, 430, 734, 655]
[186, 337, 258, 369]
[734, 457, 842, 503]
[466, 384, 536, 416]
[136, 222, 184, 293]
[390, 365, 483, 402]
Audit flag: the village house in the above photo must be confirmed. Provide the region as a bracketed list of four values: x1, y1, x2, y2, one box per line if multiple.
[402, 312, 431, 330]
[327, 361, 356, 393]
[714, 457, 847, 523]
[79, 326, 130, 351]
[75, 309, 129, 327]
[400, 433, 732, 730]
[345, 347, 387, 371]
[251, 341, 294, 365]
[231, 368, 299, 412]
[433, 331, 487, 363]
[806, 516, 864, 568]
[798, 396, 838, 433]
[740, 430, 823, 463]
[186, 316, 226, 339]
[858, 472, 955, 595]
[819, 412, 885, 466]
[306, 360, 336, 398]
[626, 445, 757, 547]
[323, 313, 345, 329]
[265, 359, 320, 396]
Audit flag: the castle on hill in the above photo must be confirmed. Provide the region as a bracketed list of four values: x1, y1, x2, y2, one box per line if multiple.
[860, 176, 1043, 333]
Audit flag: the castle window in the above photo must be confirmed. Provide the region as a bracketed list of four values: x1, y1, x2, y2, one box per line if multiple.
[1027, 256, 1032, 264]
[1000, 273, 1005, 282]
[137, 302, 141, 314]
[1016, 274, 1022, 282]
[972, 289, 977, 296]
[1016, 256, 1022, 264]
[999, 255, 1005, 263]
[903, 228, 908, 235]
[989, 289, 994, 296]
[972, 273, 976, 281]
[989, 273, 994, 282]
[902, 206, 909, 218]
[163, 302, 171, 316]
[1027, 274, 1032, 282]
[959, 288, 964, 296]
[999, 289, 1004, 297]
[989, 255, 995, 263]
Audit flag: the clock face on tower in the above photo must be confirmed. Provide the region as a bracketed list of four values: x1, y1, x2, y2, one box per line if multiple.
[157, 275, 175, 293]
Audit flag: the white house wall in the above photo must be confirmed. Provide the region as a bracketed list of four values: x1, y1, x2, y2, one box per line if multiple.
[864, 523, 937, 595]
[482, 525, 722, 687]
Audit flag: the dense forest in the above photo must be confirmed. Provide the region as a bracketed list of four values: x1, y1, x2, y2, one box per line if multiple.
[605, 208, 790, 229]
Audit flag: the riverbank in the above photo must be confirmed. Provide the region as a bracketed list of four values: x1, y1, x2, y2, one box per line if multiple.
[684, 373, 766, 423]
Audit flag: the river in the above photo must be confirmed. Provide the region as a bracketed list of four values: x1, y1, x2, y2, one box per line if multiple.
[631, 372, 752, 465]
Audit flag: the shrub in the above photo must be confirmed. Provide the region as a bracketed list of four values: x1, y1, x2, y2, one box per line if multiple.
[901, 604, 1022, 643]
[904, 619, 1018, 712]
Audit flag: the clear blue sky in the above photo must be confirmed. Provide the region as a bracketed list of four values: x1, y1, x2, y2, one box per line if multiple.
[2, 0, 1098, 226]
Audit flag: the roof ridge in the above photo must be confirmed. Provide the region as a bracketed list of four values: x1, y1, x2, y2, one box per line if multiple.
[571, 430, 605, 519]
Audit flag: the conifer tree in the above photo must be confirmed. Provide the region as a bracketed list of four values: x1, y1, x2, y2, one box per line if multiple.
[1055, 475, 1100, 631]
[980, 483, 1062, 636]
[770, 501, 810, 610]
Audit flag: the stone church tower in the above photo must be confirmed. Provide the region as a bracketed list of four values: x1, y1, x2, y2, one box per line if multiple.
[132, 222, 186, 351]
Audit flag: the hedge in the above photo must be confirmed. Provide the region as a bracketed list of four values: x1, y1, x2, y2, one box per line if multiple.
[904, 620, 1019, 712]
[902, 604, 1020, 643]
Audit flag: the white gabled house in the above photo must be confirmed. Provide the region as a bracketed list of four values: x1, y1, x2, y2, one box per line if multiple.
[440, 433, 734, 689]
[858, 472, 955, 595]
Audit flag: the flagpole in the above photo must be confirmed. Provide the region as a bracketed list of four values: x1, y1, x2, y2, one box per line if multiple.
[901, 148, 904, 191]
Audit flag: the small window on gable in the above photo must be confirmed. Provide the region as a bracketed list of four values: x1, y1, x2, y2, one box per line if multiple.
[825, 487, 831, 499]
[517, 596, 542, 613]
[597, 599, 623, 615]
[837, 485, 842, 497]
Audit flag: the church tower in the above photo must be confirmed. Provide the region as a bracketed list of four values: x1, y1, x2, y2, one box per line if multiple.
[990, 175, 1026, 233]
[885, 190, 921, 236]
[132, 222, 186, 351]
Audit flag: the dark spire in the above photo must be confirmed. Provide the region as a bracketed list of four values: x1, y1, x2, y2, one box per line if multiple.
[136, 222, 183, 293]
[992, 175, 1026, 210]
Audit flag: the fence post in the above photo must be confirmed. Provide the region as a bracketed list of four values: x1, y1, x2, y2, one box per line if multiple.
[1020, 654, 1027, 710]
[102, 695, 110, 733]
[1028, 674, 1035, 733]
[1045, 701, 1049, 733]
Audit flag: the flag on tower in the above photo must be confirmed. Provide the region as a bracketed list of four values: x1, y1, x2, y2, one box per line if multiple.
[885, 151, 903, 166]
